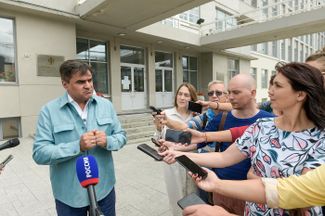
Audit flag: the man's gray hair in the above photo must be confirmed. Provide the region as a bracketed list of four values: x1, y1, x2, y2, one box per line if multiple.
[208, 80, 225, 90]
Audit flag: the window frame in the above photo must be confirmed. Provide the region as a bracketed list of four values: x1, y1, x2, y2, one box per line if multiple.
[0, 117, 21, 140]
[0, 16, 18, 85]
[76, 37, 110, 97]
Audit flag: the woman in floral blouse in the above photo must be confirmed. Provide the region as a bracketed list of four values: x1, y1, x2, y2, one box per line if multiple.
[161, 62, 325, 216]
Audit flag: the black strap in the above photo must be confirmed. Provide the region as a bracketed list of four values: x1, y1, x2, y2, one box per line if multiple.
[215, 112, 228, 152]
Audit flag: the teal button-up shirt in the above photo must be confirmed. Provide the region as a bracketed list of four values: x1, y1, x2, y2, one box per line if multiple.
[33, 93, 127, 207]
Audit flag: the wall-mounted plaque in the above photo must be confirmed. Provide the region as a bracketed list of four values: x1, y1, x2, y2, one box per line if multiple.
[37, 55, 64, 77]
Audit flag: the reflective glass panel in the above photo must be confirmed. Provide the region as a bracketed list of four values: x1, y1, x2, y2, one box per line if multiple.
[155, 69, 162, 92]
[90, 62, 108, 94]
[120, 45, 144, 64]
[2, 118, 20, 139]
[155, 52, 173, 67]
[121, 66, 132, 92]
[0, 18, 16, 83]
[164, 70, 173, 92]
[134, 67, 144, 92]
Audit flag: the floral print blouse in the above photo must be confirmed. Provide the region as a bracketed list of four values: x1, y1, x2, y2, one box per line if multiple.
[236, 118, 325, 216]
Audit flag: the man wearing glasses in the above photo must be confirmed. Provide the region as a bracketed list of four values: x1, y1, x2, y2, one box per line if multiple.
[159, 80, 229, 134]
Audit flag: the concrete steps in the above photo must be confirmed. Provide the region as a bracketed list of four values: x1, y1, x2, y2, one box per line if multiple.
[118, 113, 156, 145]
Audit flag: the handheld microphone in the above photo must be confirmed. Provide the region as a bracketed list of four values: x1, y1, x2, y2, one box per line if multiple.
[0, 138, 20, 151]
[76, 155, 103, 216]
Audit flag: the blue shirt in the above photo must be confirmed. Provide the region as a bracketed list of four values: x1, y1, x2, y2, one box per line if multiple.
[33, 93, 127, 207]
[188, 109, 217, 150]
[204, 110, 274, 180]
[187, 108, 216, 131]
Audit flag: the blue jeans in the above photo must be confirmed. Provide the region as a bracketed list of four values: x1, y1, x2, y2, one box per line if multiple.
[55, 188, 116, 216]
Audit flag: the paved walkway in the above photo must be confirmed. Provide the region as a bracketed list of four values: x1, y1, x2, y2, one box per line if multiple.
[0, 138, 172, 216]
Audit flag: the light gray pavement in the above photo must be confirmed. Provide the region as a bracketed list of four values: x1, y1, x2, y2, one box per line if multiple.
[0, 137, 173, 216]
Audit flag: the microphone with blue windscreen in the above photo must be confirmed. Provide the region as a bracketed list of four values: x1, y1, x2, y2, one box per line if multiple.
[76, 155, 99, 187]
[76, 155, 104, 216]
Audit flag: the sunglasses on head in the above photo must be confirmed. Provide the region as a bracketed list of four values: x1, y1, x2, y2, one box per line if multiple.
[207, 90, 223, 97]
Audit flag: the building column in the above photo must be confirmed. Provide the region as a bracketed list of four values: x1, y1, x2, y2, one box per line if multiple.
[198, 52, 213, 94]
[147, 45, 156, 106]
[110, 37, 122, 112]
[174, 51, 183, 89]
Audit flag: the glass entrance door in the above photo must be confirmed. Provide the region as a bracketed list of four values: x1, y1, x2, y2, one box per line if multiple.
[121, 64, 146, 110]
[155, 68, 173, 108]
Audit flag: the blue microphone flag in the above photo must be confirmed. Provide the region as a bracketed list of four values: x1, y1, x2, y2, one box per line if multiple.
[76, 155, 99, 187]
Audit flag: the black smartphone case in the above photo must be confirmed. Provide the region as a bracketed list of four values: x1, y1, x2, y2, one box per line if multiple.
[175, 155, 208, 179]
[177, 192, 206, 209]
[149, 106, 162, 115]
[188, 101, 202, 114]
[165, 129, 192, 144]
[137, 144, 163, 161]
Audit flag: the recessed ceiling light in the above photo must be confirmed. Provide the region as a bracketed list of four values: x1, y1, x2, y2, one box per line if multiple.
[157, 40, 163, 44]
[117, 33, 127, 36]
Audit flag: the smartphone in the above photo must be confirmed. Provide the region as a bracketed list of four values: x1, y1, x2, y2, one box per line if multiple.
[175, 155, 207, 179]
[0, 154, 14, 167]
[151, 138, 161, 147]
[165, 129, 192, 145]
[149, 106, 162, 116]
[137, 144, 163, 161]
[188, 101, 202, 114]
[177, 192, 206, 209]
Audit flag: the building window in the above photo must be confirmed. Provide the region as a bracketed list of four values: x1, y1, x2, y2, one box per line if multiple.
[261, 69, 268, 88]
[271, 0, 279, 16]
[300, 44, 304, 62]
[179, 7, 200, 24]
[155, 51, 173, 92]
[309, 34, 313, 46]
[261, 0, 269, 18]
[120, 45, 145, 93]
[228, 59, 239, 80]
[215, 8, 237, 32]
[280, 39, 286, 60]
[76, 38, 109, 96]
[251, 0, 258, 7]
[0, 17, 16, 83]
[261, 42, 268, 54]
[251, 44, 257, 51]
[294, 40, 299, 61]
[0, 117, 20, 140]
[182, 56, 198, 89]
[288, 39, 293, 62]
[272, 41, 278, 58]
[250, 67, 257, 83]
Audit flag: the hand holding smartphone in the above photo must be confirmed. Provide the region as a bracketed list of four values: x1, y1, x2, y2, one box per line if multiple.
[137, 144, 163, 161]
[177, 193, 206, 209]
[188, 101, 203, 114]
[149, 106, 162, 116]
[175, 155, 207, 180]
[165, 129, 192, 145]
[151, 138, 161, 147]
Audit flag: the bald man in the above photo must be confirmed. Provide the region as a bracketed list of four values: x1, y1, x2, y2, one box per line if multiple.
[203, 73, 274, 214]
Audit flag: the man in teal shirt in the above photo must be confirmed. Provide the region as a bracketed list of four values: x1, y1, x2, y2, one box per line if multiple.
[33, 60, 127, 216]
